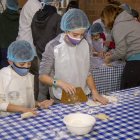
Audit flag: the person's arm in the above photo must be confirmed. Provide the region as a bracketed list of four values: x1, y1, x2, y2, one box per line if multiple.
[6, 104, 38, 115]
[86, 76, 108, 105]
[87, 46, 109, 105]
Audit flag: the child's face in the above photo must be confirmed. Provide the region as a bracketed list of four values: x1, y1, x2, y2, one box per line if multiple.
[65, 29, 86, 39]
[8, 60, 31, 69]
[14, 62, 31, 68]
[92, 33, 101, 41]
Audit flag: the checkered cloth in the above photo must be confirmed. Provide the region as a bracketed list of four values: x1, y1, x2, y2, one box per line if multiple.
[0, 87, 139, 140]
[93, 56, 125, 94]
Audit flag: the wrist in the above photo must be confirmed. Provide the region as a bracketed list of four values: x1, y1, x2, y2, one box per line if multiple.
[56, 79, 61, 87]
[20, 106, 26, 113]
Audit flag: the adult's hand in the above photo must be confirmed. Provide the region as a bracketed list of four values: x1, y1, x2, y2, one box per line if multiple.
[105, 51, 113, 58]
[57, 80, 76, 95]
[104, 41, 110, 47]
[98, 50, 106, 59]
[104, 56, 114, 64]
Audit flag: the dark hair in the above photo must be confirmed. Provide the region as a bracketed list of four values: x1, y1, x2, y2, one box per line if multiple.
[107, 0, 121, 6]
[66, 1, 79, 12]
[131, 9, 139, 20]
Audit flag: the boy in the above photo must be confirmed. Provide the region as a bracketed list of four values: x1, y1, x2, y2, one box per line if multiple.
[0, 40, 53, 117]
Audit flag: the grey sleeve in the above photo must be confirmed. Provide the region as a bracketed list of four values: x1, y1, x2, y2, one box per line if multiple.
[39, 43, 55, 78]
[111, 38, 127, 60]
[88, 43, 93, 77]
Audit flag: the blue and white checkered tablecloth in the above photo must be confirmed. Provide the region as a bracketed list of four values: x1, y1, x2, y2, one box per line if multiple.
[0, 87, 139, 140]
[92, 56, 125, 94]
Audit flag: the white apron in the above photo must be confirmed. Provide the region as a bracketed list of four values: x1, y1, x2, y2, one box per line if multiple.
[92, 38, 104, 52]
[1, 69, 35, 117]
[52, 34, 91, 100]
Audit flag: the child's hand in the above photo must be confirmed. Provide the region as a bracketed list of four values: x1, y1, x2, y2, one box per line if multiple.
[38, 99, 54, 109]
[104, 41, 110, 47]
[21, 107, 38, 115]
[92, 92, 109, 105]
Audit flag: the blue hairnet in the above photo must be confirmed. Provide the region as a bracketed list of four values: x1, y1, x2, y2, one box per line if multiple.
[7, 40, 35, 63]
[43, 0, 62, 4]
[89, 23, 103, 35]
[6, 0, 19, 11]
[120, 4, 132, 15]
[61, 9, 90, 31]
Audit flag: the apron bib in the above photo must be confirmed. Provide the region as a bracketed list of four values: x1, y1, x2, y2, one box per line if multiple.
[52, 34, 90, 100]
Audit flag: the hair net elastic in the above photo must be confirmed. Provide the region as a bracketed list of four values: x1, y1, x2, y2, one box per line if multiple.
[89, 23, 103, 35]
[61, 9, 90, 31]
[7, 40, 35, 63]
[43, 0, 62, 4]
[6, 0, 19, 11]
[119, 4, 132, 15]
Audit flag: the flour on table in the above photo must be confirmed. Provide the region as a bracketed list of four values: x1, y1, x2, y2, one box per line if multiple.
[102, 95, 118, 102]
[86, 100, 102, 106]
[134, 93, 138, 96]
[21, 112, 38, 119]
[95, 113, 110, 121]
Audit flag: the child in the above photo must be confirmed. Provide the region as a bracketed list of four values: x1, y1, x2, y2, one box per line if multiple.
[0, 40, 54, 117]
[85, 23, 115, 56]
[39, 9, 108, 105]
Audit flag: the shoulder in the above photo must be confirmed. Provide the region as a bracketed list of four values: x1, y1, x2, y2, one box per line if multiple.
[0, 66, 11, 77]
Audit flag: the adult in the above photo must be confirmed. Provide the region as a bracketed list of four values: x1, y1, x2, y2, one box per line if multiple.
[39, 9, 109, 105]
[102, 4, 140, 90]
[0, 0, 19, 68]
[66, 1, 79, 12]
[93, 0, 121, 59]
[16, 0, 42, 100]
[31, 0, 62, 102]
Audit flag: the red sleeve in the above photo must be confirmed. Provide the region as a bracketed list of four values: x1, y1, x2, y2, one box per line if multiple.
[100, 33, 106, 41]
[108, 41, 115, 49]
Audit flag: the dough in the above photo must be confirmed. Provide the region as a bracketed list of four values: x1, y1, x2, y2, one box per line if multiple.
[86, 100, 102, 106]
[102, 95, 118, 102]
[134, 93, 138, 96]
[103, 63, 112, 66]
[95, 113, 110, 121]
[21, 112, 38, 119]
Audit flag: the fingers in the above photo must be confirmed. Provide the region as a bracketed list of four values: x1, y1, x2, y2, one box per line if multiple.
[40, 100, 54, 109]
[64, 84, 76, 95]
[32, 108, 38, 111]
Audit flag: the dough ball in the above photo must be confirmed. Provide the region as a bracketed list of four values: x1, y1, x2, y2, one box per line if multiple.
[95, 113, 110, 121]
[21, 112, 38, 119]
[134, 93, 138, 96]
[103, 63, 112, 66]
[86, 100, 102, 106]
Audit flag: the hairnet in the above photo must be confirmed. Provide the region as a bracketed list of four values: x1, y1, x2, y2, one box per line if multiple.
[119, 4, 132, 15]
[7, 40, 35, 63]
[61, 9, 90, 31]
[89, 23, 103, 35]
[6, 0, 19, 11]
[43, 0, 62, 4]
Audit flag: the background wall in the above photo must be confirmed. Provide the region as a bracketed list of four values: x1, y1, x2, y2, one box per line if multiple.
[79, 0, 140, 24]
